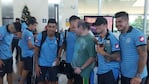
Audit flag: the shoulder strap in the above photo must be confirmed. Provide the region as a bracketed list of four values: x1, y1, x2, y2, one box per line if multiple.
[40, 31, 47, 48]
[62, 30, 68, 50]
[55, 32, 60, 57]
[64, 30, 68, 41]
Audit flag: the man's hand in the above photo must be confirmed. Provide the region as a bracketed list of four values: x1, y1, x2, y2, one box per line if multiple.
[130, 77, 142, 84]
[55, 58, 60, 66]
[74, 67, 82, 74]
[35, 65, 41, 77]
[0, 60, 4, 68]
[96, 45, 106, 56]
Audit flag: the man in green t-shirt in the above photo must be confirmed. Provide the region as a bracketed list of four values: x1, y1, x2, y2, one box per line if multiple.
[72, 20, 96, 84]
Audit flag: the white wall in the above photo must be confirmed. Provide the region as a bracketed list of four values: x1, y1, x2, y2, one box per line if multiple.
[13, 0, 48, 32]
[59, 0, 78, 30]
[0, 0, 79, 31]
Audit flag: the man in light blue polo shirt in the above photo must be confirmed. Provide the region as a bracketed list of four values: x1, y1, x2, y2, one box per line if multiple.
[115, 11, 147, 84]
[62, 15, 80, 84]
[0, 23, 17, 84]
[19, 17, 37, 84]
[34, 19, 63, 84]
[94, 17, 120, 84]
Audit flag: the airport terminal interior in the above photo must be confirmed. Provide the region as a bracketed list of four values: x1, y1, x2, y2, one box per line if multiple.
[0, 0, 149, 84]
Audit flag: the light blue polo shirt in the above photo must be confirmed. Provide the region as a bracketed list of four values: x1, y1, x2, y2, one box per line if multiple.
[65, 31, 77, 63]
[120, 26, 147, 78]
[97, 32, 120, 77]
[21, 28, 34, 58]
[0, 26, 13, 60]
[35, 32, 63, 67]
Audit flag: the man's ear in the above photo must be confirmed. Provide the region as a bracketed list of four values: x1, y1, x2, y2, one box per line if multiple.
[45, 25, 48, 30]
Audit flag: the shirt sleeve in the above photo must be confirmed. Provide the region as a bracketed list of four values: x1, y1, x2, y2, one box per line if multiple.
[35, 33, 42, 47]
[26, 31, 34, 41]
[0, 27, 5, 41]
[135, 31, 147, 47]
[110, 34, 120, 52]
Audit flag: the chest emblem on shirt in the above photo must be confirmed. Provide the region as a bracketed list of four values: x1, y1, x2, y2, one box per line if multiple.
[35, 39, 38, 43]
[139, 36, 144, 42]
[115, 44, 119, 49]
[126, 38, 131, 43]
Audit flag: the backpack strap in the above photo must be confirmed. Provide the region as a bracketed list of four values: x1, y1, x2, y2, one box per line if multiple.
[55, 32, 60, 57]
[62, 30, 68, 50]
[64, 30, 67, 42]
[40, 31, 47, 48]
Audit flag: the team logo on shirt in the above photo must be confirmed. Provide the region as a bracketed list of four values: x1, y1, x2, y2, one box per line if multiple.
[139, 36, 145, 42]
[35, 39, 38, 43]
[126, 38, 131, 43]
[115, 44, 119, 49]
[28, 36, 32, 40]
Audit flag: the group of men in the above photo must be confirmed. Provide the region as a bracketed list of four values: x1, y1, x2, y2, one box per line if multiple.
[0, 11, 148, 84]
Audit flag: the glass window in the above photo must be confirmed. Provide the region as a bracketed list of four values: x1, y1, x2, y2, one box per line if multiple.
[102, 0, 144, 15]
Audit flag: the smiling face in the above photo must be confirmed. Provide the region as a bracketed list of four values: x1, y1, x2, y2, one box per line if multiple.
[29, 23, 37, 31]
[115, 16, 129, 32]
[46, 23, 57, 35]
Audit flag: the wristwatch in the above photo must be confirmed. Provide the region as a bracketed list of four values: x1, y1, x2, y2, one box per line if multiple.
[135, 73, 141, 78]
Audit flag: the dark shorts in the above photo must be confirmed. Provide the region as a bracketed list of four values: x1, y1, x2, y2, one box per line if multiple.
[0, 57, 13, 77]
[22, 57, 33, 71]
[64, 63, 74, 79]
[121, 75, 146, 84]
[36, 66, 59, 83]
[97, 70, 118, 84]
[73, 74, 89, 84]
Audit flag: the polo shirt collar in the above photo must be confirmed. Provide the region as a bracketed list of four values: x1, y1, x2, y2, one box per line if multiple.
[126, 26, 133, 33]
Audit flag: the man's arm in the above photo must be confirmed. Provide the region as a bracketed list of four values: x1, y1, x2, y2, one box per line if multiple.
[34, 46, 40, 66]
[147, 39, 149, 52]
[136, 45, 147, 75]
[74, 57, 96, 74]
[130, 45, 147, 84]
[28, 40, 35, 49]
[96, 45, 120, 61]
[80, 57, 96, 70]
[103, 51, 120, 61]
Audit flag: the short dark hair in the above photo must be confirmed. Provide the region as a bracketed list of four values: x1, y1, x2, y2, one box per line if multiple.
[48, 18, 57, 24]
[27, 17, 37, 25]
[78, 20, 90, 30]
[93, 17, 107, 26]
[13, 22, 21, 32]
[114, 11, 129, 19]
[16, 18, 20, 21]
[69, 15, 80, 22]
